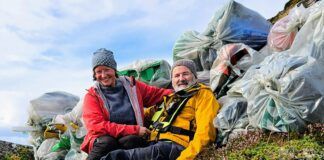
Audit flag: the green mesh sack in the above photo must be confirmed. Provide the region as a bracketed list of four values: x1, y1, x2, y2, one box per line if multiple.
[118, 60, 171, 88]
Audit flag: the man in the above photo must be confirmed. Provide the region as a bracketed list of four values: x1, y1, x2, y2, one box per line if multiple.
[81, 48, 172, 160]
[102, 59, 220, 160]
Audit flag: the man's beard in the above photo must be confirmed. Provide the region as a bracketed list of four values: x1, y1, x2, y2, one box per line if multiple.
[173, 78, 198, 92]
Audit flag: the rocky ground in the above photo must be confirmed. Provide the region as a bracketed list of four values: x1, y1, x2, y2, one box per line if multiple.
[0, 140, 34, 160]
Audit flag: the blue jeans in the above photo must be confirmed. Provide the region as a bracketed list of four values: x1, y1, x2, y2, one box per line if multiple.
[87, 135, 148, 160]
[101, 141, 185, 160]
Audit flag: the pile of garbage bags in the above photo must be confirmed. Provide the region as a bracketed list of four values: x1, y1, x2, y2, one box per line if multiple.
[173, 0, 272, 85]
[15, 92, 87, 159]
[212, 0, 324, 143]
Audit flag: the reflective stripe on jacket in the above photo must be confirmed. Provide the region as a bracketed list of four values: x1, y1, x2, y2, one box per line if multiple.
[81, 76, 172, 153]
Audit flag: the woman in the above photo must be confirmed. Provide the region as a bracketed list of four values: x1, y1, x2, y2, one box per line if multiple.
[80, 48, 172, 160]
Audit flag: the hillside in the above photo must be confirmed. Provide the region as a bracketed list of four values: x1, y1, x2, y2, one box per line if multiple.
[0, 140, 34, 160]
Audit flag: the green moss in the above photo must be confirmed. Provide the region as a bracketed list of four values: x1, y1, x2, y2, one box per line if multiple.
[226, 136, 323, 160]
[2, 146, 33, 160]
[197, 123, 324, 160]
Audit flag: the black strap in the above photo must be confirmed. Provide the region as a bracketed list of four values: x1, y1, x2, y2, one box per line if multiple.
[164, 84, 200, 123]
[169, 126, 195, 140]
[164, 97, 190, 122]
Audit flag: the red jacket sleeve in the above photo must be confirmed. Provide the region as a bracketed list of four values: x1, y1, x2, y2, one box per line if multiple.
[82, 91, 140, 138]
[136, 80, 173, 107]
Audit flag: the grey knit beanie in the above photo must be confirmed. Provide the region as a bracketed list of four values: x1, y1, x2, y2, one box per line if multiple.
[92, 48, 117, 70]
[171, 59, 197, 78]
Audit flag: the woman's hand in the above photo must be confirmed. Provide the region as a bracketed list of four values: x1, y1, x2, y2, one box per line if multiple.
[138, 126, 151, 138]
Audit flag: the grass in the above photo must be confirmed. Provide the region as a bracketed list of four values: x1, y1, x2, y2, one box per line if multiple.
[197, 123, 324, 160]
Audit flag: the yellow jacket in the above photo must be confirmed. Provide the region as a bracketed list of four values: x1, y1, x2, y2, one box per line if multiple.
[147, 83, 220, 160]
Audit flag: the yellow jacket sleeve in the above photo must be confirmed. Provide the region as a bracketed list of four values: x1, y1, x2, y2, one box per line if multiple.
[177, 89, 220, 160]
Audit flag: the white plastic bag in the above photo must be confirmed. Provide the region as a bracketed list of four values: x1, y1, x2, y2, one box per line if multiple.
[268, 4, 309, 52]
[210, 43, 264, 97]
[229, 53, 324, 132]
[214, 96, 249, 144]
[28, 91, 79, 126]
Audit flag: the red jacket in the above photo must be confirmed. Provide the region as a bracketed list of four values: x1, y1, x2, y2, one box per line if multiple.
[80, 76, 172, 153]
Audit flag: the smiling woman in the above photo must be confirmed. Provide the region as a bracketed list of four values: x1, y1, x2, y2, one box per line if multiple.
[81, 48, 172, 159]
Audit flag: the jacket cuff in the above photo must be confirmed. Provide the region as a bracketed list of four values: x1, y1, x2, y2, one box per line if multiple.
[135, 125, 140, 135]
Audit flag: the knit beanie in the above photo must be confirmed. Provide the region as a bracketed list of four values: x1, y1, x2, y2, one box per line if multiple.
[92, 48, 117, 70]
[171, 59, 197, 78]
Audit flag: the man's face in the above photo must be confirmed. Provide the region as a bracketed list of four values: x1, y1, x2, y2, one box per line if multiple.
[172, 66, 196, 92]
[94, 65, 116, 87]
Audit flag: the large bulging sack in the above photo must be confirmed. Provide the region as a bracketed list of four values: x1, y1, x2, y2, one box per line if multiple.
[172, 31, 216, 72]
[214, 96, 249, 145]
[268, 4, 309, 52]
[229, 54, 324, 132]
[210, 43, 264, 98]
[287, 1, 324, 60]
[172, 0, 271, 74]
[118, 59, 171, 88]
[202, 0, 272, 50]
[28, 91, 80, 125]
[268, 16, 297, 52]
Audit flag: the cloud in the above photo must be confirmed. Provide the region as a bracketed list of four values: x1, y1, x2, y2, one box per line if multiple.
[0, 28, 48, 63]
[0, 66, 91, 127]
[124, 0, 225, 30]
[0, 0, 286, 65]
[238, 0, 285, 18]
[0, 128, 29, 145]
[0, 0, 122, 65]
[0, 91, 30, 127]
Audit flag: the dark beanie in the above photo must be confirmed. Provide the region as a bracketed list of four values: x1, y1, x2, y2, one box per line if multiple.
[171, 59, 197, 78]
[92, 48, 117, 70]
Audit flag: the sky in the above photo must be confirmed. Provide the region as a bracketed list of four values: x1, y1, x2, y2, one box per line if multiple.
[0, 0, 288, 145]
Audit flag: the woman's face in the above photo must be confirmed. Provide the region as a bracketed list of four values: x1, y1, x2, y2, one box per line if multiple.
[94, 65, 116, 87]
